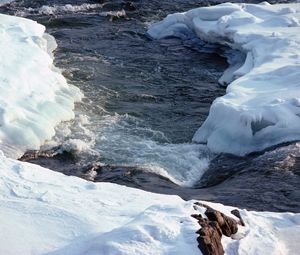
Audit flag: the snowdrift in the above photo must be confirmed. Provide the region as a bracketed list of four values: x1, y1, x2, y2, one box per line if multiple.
[0, 14, 82, 158]
[149, 2, 300, 155]
[0, 152, 299, 255]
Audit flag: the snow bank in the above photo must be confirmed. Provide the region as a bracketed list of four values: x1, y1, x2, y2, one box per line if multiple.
[148, 2, 300, 155]
[0, 151, 198, 255]
[0, 14, 82, 158]
[0, 152, 299, 254]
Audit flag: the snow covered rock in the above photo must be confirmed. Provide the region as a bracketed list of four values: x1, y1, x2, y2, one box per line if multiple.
[148, 3, 300, 155]
[0, 14, 82, 158]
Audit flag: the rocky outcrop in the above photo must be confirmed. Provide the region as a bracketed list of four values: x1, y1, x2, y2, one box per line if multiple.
[192, 214, 224, 255]
[192, 203, 244, 255]
[204, 207, 238, 237]
[231, 209, 245, 226]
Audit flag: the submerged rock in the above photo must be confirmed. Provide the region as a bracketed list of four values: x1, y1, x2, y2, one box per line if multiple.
[101, 0, 137, 12]
[124, 2, 136, 11]
[19, 147, 174, 186]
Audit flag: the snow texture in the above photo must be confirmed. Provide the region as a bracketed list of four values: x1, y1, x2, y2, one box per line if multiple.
[0, 151, 299, 255]
[0, 14, 82, 158]
[148, 2, 300, 155]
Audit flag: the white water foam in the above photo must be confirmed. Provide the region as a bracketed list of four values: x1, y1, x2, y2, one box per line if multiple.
[99, 10, 127, 18]
[44, 106, 212, 187]
[88, 114, 212, 187]
[14, 3, 126, 19]
[43, 104, 213, 186]
[38, 3, 104, 15]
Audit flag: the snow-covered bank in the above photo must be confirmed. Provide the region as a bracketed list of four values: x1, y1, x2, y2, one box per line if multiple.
[0, 152, 299, 255]
[0, 14, 82, 158]
[149, 2, 300, 155]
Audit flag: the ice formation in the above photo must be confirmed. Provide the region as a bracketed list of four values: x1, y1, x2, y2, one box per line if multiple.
[149, 2, 300, 155]
[0, 14, 82, 158]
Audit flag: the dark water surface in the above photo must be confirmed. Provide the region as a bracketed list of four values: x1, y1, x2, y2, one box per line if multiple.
[2, 0, 300, 212]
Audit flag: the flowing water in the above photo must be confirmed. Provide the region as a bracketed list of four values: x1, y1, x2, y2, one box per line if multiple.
[2, 0, 300, 212]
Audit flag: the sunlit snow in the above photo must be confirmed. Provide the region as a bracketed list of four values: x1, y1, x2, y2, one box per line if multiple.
[149, 2, 300, 155]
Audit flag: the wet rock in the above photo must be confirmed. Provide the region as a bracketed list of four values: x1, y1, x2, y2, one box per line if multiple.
[124, 2, 136, 11]
[19, 146, 176, 188]
[19, 147, 77, 163]
[18, 147, 81, 176]
[101, 1, 137, 12]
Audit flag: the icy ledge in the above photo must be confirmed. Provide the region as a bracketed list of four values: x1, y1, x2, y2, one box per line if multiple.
[0, 151, 299, 255]
[0, 14, 82, 158]
[149, 2, 300, 155]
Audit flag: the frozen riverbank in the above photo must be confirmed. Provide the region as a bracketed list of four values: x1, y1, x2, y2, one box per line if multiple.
[1, 152, 300, 254]
[0, 13, 82, 158]
[149, 2, 300, 155]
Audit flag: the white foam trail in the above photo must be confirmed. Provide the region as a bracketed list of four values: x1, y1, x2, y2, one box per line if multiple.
[38, 3, 104, 15]
[99, 10, 127, 18]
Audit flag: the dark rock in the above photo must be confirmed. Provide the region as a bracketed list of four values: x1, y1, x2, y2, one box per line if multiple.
[102, 1, 137, 12]
[205, 208, 238, 237]
[197, 221, 224, 255]
[194, 202, 239, 236]
[19, 147, 176, 187]
[192, 203, 242, 255]
[19, 147, 77, 163]
[231, 209, 245, 226]
[124, 2, 136, 11]
[192, 214, 224, 255]
[194, 202, 210, 209]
